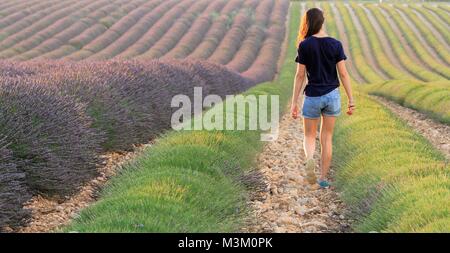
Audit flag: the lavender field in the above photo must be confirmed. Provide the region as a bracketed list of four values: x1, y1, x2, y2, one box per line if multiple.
[0, 0, 289, 231]
[1, 0, 449, 234]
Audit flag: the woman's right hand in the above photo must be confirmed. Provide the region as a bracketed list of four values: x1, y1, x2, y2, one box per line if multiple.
[291, 103, 299, 119]
[347, 100, 356, 115]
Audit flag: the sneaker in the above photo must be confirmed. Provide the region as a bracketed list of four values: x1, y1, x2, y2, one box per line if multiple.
[318, 180, 330, 189]
[305, 158, 317, 184]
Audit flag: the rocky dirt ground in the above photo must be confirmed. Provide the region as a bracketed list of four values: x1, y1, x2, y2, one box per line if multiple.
[243, 113, 353, 233]
[16, 143, 152, 233]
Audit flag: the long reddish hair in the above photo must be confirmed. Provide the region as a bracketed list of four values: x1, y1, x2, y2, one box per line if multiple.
[297, 8, 324, 44]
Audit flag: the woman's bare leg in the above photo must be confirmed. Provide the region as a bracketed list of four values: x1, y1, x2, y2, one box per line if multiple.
[303, 118, 319, 184]
[319, 116, 337, 180]
[303, 118, 319, 160]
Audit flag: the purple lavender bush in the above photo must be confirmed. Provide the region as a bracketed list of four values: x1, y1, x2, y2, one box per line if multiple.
[0, 77, 102, 195]
[0, 138, 31, 231]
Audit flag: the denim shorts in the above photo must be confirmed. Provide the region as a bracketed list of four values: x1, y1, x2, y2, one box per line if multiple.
[302, 88, 341, 118]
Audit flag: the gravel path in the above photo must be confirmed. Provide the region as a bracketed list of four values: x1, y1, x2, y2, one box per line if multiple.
[243, 112, 352, 233]
[372, 96, 450, 160]
[329, 3, 365, 84]
[345, 4, 389, 80]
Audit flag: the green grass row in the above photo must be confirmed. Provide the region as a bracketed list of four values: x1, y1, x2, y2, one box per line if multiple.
[410, 5, 450, 45]
[361, 79, 450, 124]
[334, 87, 450, 232]
[396, 5, 450, 65]
[381, 4, 450, 79]
[438, 4, 450, 13]
[351, 3, 410, 80]
[424, 5, 450, 25]
[63, 2, 300, 233]
[365, 4, 444, 82]
[335, 3, 384, 84]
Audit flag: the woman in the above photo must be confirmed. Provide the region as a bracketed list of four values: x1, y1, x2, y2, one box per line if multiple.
[291, 8, 355, 188]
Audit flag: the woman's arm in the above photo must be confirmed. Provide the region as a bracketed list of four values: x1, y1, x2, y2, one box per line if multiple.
[291, 64, 307, 119]
[336, 60, 355, 115]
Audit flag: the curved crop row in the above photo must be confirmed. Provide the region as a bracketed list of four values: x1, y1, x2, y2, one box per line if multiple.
[161, 0, 228, 59]
[0, 0, 287, 82]
[14, 2, 122, 60]
[350, 3, 409, 80]
[438, 4, 450, 13]
[226, 0, 275, 72]
[411, 5, 450, 45]
[0, 0, 45, 29]
[399, 5, 450, 60]
[0, 0, 77, 44]
[89, 0, 178, 60]
[187, 0, 245, 60]
[5, 0, 109, 60]
[207, 0, 260, 65]
[390, 6, 449, 68]
[241, 0, 289, 83]
[226, 25, 265, 72]
[0, 0, 22, 9]
[380, 5, 450, 79]
[366, 4, 444, 82]
[333, 3, 383, 83]
[0, 0, 22, 12]
[40, 0, 138, 60]
[358, 4, 422, 80]
[344, 4, 389, 80]
[424, 4, 450, 26]
[67, 0, 155, 60]
[0, 0, 56, 31]
[135, 0, 212, 60]
[0, 0, 88, 56]
[116, 0, 195, 59]
[378, 6, 440, 74]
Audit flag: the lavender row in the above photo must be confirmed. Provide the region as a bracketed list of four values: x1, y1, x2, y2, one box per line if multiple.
[226, 0, 276, 72]
[135, 0, 211, 60]
[0, 59, 254, 230]
[161, 0, 228, 59]
[241, 0, 289, 83]
[117, 0, 195, 59]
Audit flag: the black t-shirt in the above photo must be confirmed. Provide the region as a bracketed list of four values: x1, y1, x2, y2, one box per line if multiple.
[295, 36, 347, 97]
